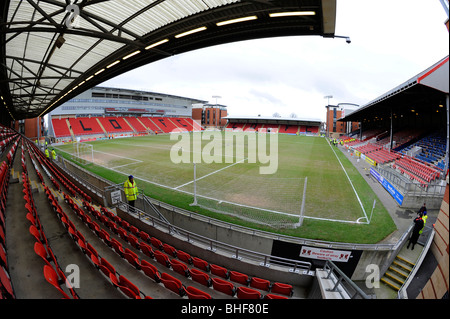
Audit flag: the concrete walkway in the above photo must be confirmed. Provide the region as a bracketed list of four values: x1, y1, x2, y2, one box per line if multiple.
[337, 144, 439, 243]
[336, 144, 440, 299]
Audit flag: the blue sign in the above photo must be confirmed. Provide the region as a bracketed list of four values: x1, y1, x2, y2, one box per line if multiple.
[370, 168, 404, 205]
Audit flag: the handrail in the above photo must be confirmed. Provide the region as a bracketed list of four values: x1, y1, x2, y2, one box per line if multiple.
[148, 195, 404, 252]
[321, 260, 372, 299]
[58, 156, 407, 253]
[116, 200, 312, 273]
[397, 228, 436, 299]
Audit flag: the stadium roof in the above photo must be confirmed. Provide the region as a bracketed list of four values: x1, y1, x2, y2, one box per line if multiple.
[87, 85, 208, 104]
[340, 55, 449, 123]
[225, 115, 322, 124]
[0, 0, 337, 123]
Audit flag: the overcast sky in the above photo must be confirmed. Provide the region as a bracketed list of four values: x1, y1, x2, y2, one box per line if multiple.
[102, 0, 449, 122]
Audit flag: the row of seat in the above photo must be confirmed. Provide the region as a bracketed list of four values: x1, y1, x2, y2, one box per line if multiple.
[225, 123, 319, 135]
[28, 142, 92, 203]
[0, 133, 17, 155]
[398, 131, 446, 166]
[25, 135, 295, 299]
[22, 147, 80, 299]
[355, 143, 381, 155]
[22, 140, 73, 297]
[83, 200, 293, 299]
[0, 133, 19, 299]
[53, 116, 202, 138]
[365, 148, 400, 164]
[24, 138, 151, 299]
[394, 156, 440, 184]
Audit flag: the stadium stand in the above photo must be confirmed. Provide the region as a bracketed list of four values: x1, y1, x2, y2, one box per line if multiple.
[151, 117, 180, 133]
[51, 118, 72, 138]
[393, 156, 441, 184]
[52, 116, 203, 139]
[263, 124, 280, 133]
[125, 117, 147, 134]
[139, 117, 164, 133]
[97, 117, 133, 134]
[279, 125, 299, 134]
[171, 118, 194, 131]
[397, 131, 446, 168]
[69, 117, 104, 136]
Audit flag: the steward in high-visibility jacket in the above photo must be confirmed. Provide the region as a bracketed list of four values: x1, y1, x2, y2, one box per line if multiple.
[124, 175, 138, 207]
[419, 211, 428, 235]
[45, 148, 50, 159]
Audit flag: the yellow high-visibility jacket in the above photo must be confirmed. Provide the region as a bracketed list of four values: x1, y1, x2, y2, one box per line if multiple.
[124, 180, 138, 201]
[419, 214, 428, 234]
[45, 149, 49, 158]
[52, 150, 56, 159]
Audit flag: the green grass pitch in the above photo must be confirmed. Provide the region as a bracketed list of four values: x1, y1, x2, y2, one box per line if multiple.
[55, 133, 397, 244]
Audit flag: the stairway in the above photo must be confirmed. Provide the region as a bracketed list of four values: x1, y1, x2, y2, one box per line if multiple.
[381, 256, 415, 291]
[95, 117, 108, 136]
[66, 118, 75, 140]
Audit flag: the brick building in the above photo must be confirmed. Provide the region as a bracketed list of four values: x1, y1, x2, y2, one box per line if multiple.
[325, 103, 360, 137]
[192, 104, 227, 128]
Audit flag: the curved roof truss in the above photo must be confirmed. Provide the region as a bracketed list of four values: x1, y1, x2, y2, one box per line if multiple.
[0, 0, 336, 121]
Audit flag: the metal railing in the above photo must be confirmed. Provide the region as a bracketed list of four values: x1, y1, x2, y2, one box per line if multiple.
[377, 165, 446, 197]
[320, 260, 372, 299]
[397, 228, 436, 299]
[116, 199, 312, 273]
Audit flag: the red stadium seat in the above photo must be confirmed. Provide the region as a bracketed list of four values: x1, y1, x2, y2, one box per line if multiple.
[210, 264, 229, 279]
[211, 277, 236, 296]
[192, 257, 209, 272]
[176, 250, 192, 265]
[189, 268, 212, 287]
[185, 286, 212, 299]
[154, 250, 171, 268]
[150, 237, 163, 250]
[140, 242, 154, 259]
[139, 230, 151, 243]
[264, 293, 288, 299]
[171, 259, 189, 277]
[229, 271, 250, 286]
[236, 286, 262, 299]
[43, 265, 72, 299]
[110, 274, 141, 299]
[99, 258, 116, 278]
[141, 259, 161, 282]
[162, 243, 177, 257]
[250, 277, 271, 291]
[271, 282, 293, 296]
[160, 273, 185, 297]
[110, 238, 125, 257]
[124, 248, 141, 269]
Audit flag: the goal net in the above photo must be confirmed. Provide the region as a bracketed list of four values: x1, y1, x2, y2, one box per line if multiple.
[72, 141, 94, 165]
[184, 165, 307, 229]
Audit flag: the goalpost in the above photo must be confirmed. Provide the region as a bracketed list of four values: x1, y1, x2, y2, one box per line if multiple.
[72, 141, 94, 165]
[188, 163, 307, 229]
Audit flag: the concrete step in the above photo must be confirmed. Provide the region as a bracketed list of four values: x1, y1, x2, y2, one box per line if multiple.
[384, 271, 405, 286]
[396, 255, 415, 268]
[392, 260, 412, 273]
[381, 277, 400, 291]
[389, 266, 409, 279]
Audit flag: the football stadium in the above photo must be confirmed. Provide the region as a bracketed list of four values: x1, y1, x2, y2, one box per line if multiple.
[0, 0, 448, 309]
